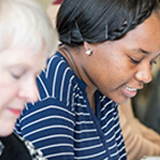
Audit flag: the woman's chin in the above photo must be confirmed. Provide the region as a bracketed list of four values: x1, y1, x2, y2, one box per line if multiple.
[0, 120, 15, 137]
[112, 96, 129, 105]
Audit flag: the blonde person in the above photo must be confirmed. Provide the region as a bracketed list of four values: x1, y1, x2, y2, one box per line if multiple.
[15, 0, 160, 159]
[119, 99, 160, 160]
[0, 0, 58, 159]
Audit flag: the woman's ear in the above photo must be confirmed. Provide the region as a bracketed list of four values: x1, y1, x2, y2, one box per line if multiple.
[84, 42, 93, 56]
[84, 41, 92, 50]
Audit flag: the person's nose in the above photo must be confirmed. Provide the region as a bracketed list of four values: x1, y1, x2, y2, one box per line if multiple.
[18, 78, 39, 103]
[135, 62, 152, 84]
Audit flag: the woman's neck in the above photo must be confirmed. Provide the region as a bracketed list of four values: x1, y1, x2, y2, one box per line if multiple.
[58, 44, 97, 112]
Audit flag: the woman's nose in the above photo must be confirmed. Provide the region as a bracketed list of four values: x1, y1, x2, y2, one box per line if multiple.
[18, 79, 39, 103]
[135, 63, 152, 84]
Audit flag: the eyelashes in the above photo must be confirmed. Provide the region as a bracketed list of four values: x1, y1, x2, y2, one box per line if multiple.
[130, 56, 157, 67]
[130, 57, 141, 64]
[10, 72, 23, 79]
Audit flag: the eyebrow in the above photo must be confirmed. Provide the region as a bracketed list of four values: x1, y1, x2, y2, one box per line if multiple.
[132, 48, 151, 55]
[138, 48, 151, 54]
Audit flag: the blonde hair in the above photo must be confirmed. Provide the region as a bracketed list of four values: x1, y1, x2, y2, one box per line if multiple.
[0, 0, 58, 55]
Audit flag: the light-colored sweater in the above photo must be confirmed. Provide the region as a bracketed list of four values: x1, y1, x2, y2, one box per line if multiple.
[119, 99, 160, 160]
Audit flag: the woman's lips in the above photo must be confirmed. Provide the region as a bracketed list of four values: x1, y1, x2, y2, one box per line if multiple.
[121, 86, 139, 98]
[8, 108, 22, 116]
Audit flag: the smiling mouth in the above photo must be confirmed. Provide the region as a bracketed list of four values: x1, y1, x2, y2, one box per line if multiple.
[121, 86, 139, 99]
[125, 86, 137, 92]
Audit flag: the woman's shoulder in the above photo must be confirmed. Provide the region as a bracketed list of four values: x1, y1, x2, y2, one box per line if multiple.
[36, 51, 86, 102]
[38, 52, 76, 95]
[45, 51, 73, 79]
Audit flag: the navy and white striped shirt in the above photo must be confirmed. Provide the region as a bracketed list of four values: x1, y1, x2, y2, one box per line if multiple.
[15, 52, 127, 160]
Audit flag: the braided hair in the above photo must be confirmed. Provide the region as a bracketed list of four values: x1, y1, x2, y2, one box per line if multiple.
[56, 0, 160, 46]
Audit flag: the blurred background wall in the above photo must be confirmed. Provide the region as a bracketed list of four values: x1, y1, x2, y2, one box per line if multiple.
[132, 61, 160, 134]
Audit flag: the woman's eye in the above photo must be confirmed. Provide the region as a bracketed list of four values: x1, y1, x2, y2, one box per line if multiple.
[9, 67, 26, 80]
[130, 57, 140, 64]
[11, 73, 22, 79]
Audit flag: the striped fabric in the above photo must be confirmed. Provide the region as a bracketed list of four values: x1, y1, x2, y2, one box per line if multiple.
[15, 52, 127, 160]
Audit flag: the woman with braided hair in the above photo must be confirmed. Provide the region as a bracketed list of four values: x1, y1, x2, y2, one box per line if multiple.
[15, 0, 160, 159]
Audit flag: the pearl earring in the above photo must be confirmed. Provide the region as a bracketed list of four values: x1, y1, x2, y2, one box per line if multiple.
[85, 49, 92, 56]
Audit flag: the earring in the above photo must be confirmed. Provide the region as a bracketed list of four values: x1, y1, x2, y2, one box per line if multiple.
[85, 49, 92, 56]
